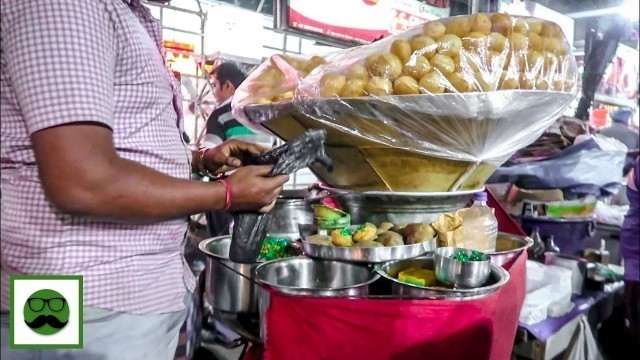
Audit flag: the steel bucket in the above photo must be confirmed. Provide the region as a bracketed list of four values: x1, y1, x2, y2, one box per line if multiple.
[268, 188, 314, 239]
[199, 236, 258, 314]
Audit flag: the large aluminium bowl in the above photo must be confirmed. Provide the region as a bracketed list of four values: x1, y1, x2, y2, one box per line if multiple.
[375, 255, 509, 300]
[301, 237, 435, 264]
[241, 91, 576, 192]
[314, 184, 481, 224]
[255, 257, 379, 341]
[487, 232, 534, 266]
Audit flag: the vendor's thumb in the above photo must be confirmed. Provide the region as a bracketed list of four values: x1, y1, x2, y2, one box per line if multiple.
[225, 156, 242, 167]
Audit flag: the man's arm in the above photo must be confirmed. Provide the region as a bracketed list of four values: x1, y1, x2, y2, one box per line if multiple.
[5, 1, 286, 222]
[32, 123, 287, 222]
[32, 123, 227, 222]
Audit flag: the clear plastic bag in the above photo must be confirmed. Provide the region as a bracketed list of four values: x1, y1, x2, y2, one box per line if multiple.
[232, 53, 332, 108]
[293, 14, 579, 166]
[233, 14, 580, 192]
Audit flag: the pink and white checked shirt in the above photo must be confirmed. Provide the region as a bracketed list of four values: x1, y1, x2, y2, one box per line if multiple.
[1, 0, 196, 314]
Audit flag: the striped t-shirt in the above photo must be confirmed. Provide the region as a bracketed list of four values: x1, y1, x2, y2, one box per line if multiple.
[202, 101, 255, 147]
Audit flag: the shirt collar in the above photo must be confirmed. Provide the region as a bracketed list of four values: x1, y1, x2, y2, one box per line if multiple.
[218, 97, 232, 108]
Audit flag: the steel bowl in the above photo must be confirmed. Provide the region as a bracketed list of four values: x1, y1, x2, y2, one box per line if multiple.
[301, 237, 435, 263]
[254, 257, 379, 297]
[375, 255, 509, 300]
[487, 232, 534, 266]
[434, 247, 491, 288]
[315, 185, 482, 225]
[254, 257, 379, 341]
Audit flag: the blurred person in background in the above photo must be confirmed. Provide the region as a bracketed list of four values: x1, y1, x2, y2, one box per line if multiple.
[0, 1, 288, 359]
[599, 108, 640, 175]
[202, 62, 274, 237]
[201, 62, 268, 148]
[621, 158, 640, 350]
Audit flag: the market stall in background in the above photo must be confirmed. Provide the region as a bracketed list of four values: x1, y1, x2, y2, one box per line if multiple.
[141, 1, 639, 359]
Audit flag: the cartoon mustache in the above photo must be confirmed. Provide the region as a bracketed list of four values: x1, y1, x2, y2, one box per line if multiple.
[25, 315, 68, 329]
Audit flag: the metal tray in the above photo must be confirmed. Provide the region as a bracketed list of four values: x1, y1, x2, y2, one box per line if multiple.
[375, 255, 509, 300]
[301, 238, 435, 264]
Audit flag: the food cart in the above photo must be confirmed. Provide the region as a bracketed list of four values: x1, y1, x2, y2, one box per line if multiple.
[198, 12, 579, 360]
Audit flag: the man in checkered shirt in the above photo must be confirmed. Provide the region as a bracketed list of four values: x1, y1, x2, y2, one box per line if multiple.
[0, 0, 288, 358]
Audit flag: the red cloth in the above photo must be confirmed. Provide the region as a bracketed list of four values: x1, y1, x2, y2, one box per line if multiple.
[261, 250, 526, 360]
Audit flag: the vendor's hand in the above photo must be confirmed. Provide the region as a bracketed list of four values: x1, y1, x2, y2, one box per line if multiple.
[226, 165, 289, 213]
[204, 140, 268, 175]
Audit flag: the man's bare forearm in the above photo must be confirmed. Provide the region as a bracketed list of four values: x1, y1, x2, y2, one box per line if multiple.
[57, 156, 226, 222]
[32, 124, 226, 223]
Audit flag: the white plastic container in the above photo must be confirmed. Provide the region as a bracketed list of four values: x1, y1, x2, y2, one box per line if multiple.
[460, 191, 498, 252]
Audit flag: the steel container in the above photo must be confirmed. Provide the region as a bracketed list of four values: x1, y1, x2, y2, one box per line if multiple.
[199, 236, 258, 314]
[254, 257, 379, 340]
[268, 188, 314, 239]
[314, 185, 481, 225]
[434, 247, 491, 288]
[301, 237, 435, 264]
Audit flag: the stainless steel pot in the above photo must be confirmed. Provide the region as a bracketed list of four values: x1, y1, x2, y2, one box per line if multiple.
[254, 257, 379, 340]
[199, 236, 258, 314]
[267, 188, 314, 239]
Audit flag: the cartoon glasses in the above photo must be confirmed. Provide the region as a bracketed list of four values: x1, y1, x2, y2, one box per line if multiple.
[27, 298, 66, 312]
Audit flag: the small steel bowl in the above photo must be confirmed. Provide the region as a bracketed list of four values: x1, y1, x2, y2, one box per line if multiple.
[434, 247, 491, 288]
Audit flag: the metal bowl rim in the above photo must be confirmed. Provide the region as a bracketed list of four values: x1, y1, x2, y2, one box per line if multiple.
[301, 238, 435, 263]
[243, 91, 576, 111]
[253, 257, 381, 292]
[318, 184, 485, 197]
[486, 233, 534, 255]
[198, 235, 233, 260]
[434, 246, 491, 262]
[199, 235, 300, 263]
[375, 255, 510, 294]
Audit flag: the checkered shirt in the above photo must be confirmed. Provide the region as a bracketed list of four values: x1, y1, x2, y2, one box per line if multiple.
[1, 0, 196, 314]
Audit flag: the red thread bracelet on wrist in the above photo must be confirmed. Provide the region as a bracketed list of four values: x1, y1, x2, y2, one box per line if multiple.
[219, 179, 233, 211]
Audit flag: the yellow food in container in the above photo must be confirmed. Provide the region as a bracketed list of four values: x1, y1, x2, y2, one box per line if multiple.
[398, 268, 436, 287]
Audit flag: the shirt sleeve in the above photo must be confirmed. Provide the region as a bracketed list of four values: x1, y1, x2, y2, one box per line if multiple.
[1, 0, 117, 135]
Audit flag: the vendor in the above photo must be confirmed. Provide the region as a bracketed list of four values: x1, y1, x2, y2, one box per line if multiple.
[201, 62, 268, 148]
[599, 108, 639, 175]
[0, 1, 288, 359]
[621, 158, 640, 348]
[202, 62, 273, 237]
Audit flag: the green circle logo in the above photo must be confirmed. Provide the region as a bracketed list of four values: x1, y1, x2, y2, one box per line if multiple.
[23, 289, 69, 335]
